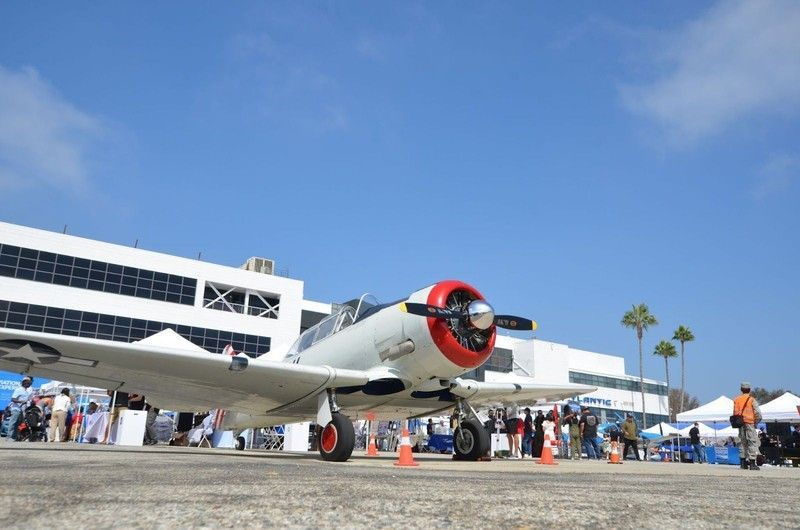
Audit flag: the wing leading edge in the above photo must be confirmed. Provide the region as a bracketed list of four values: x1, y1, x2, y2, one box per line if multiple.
[449, 377, 597, 406]
[0, 328, 369, 414]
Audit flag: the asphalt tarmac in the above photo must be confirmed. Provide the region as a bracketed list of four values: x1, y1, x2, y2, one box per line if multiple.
[1, 442, 798, 529]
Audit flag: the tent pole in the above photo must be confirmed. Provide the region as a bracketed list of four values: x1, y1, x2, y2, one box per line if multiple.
[105, 391, 117, 444]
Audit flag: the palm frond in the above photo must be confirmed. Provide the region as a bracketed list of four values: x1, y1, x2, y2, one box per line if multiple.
[621, 303, 659, 329]
[653, 339, 678, 358]
[672, 324, 695, 342]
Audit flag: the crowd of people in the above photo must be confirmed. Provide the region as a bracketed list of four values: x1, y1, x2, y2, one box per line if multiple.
[468, 382, 800, 468]
[0, 378, 159, 445]
[480, 404, 624, 461]
[5, 377, 799, 467]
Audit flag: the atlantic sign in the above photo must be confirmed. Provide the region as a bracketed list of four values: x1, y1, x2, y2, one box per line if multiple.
[575, 395, 635, 410]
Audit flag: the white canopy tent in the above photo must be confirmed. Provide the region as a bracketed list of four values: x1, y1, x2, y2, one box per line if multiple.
[678, 422, 721, 438]
[38, 380, 109, 404]
[759, 392, 800, 422]
[676, 395, 733, 423]
[714, 425, 739, 438]
[642, 422, 681, 437]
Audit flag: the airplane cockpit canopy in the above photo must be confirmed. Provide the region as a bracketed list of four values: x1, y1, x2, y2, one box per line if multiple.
[287, 293, 381, 357]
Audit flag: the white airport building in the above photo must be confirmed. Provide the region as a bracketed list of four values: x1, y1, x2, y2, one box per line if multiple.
[477, 336, 669, 426]
[0, 221, 668, 427]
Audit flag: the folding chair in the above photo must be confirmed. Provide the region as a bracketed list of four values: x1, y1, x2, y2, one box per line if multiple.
[197, 429, 212, 448]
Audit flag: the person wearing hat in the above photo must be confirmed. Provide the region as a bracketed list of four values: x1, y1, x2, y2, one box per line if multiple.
[621, 414, 641, 461]
[732, 381, 762, 470]
[2, 376, 34, 441]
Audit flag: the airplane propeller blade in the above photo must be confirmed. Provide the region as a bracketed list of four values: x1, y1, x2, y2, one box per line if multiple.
[494, 315, 538, 331]
[399, 302, 462, 320]
[401, 302, 537, 332]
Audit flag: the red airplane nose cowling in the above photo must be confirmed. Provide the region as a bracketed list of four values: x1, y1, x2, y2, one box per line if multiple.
[426, 280, 496, 369]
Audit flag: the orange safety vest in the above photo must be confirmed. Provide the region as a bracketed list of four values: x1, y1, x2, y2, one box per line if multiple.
[733, 394, 755, 425]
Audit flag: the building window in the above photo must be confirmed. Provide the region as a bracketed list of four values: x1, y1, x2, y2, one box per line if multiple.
[484, 347, 513, 373]
[461, 366, 486, 381]
[0, 243, 196, 306]
[0, 299, 270, 358]
[569, 371, 668, 396]
[203, 282, 279, 319]
[247, 292, 280, 319]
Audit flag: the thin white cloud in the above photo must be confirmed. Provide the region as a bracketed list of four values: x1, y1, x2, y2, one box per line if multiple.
[0, 65, 101, 193]
[621, 0, 800, 145]
[752, 154, 800, 201]
[227, 28, 349, 133]
[355, 34, 384, 61]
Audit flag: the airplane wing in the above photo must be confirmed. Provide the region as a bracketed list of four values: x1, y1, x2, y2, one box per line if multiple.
[0, 328, 369, 415]
[449, 377, 596, 406]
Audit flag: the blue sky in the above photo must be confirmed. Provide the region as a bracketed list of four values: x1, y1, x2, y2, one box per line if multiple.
[1, 2, 798, 403]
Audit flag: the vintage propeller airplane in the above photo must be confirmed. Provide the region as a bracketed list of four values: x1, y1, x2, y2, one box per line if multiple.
[0, 280, 594, 461]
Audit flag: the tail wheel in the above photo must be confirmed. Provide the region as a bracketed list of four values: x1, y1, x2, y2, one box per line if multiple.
[453, 419, 489, 461]
[318, 413, 355, 462]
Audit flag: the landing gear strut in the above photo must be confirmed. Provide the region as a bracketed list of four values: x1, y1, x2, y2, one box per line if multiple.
[452, 399, 490, 461]
[317, 388, 355, 462]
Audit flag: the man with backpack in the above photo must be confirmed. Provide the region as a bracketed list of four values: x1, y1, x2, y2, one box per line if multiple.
[579, 406, 601, 459]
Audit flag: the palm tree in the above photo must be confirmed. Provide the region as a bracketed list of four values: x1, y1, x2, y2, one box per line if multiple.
[672, 325, 695, 415]
[654, 340, 678, 421]
[621, 304, 658, 429]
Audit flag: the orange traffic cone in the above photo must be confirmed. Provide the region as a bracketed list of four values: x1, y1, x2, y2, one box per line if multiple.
[393, 426, 419, 467]
[608, 440, 623, 464]
[537, 433, 558, 465]
[366, 433, 378, 456]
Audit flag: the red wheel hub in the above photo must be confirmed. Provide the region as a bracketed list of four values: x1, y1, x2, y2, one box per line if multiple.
[321, 423, 338, 453]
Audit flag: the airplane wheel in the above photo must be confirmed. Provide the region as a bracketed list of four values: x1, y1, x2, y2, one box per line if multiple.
[453, 419, 489, 461]
[318, 413, 355, 462]
[235, 436, 246, 451]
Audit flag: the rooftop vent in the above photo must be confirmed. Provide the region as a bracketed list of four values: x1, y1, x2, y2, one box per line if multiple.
[241, 256, 275, 275]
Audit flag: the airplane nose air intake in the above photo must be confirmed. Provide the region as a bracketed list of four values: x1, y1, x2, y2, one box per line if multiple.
[425, 280, 496, 369]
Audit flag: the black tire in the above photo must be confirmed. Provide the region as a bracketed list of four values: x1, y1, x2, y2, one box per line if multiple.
[318, 413, 355, 462]
[453, 419, 489, 461]
[235, 435, 246, 451]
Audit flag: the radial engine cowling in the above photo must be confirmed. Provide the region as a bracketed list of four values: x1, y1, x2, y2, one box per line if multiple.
[425, 280, 496, 369]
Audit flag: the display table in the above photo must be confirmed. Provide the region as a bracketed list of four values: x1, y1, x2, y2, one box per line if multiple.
[427, 434, 453, 453]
